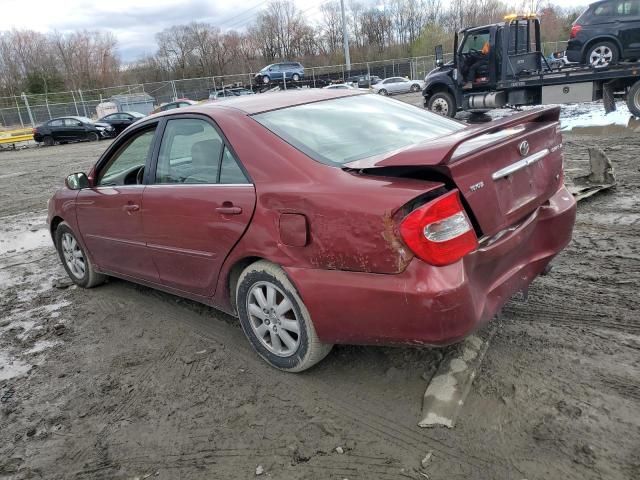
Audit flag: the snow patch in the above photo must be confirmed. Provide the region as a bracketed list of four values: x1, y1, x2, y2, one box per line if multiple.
[560, 101, 632, 131]
[0, 352, 31, 381]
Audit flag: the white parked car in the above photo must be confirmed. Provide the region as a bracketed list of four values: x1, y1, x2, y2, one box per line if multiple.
[323, 84, 356, 90]
[371, 77, 425, 96]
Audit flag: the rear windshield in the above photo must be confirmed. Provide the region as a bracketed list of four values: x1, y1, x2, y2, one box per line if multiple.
[253, 94, 464, 165]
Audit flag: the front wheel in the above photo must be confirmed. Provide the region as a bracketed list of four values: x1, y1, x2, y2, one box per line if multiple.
[55, 222, 106, 288]
[262, 75, 270, 85]
[378, 89, 388, 96]
[87, 132, 99, 142]
[586, 41, 619, 68]
[427, 91, 457, 118]
[292, 73, 300, 82]
[236, 261, 333, 372]
[410, 83, 421, 92]
[627, 80, 640, 118]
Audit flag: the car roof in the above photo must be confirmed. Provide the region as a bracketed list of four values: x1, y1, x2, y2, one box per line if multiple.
[176, 89, 366, 115]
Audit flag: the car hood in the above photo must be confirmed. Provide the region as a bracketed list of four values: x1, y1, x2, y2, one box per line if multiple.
[94, 122, 112, 128]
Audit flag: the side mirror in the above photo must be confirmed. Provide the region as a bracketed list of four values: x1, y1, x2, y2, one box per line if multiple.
[65, 172, 90, 190]
[435, 44, 444, 67]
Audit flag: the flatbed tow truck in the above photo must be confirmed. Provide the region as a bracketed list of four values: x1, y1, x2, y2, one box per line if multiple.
[423, 14, 640, 117]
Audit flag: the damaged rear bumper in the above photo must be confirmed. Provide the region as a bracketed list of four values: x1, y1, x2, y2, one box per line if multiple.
[285, 186, 577, 346]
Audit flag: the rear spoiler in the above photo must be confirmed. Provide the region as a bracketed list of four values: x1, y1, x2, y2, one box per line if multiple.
[345, 106, 561, 170]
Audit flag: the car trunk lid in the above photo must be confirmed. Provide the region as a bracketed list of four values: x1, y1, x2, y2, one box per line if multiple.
[344, 107, 564, 237]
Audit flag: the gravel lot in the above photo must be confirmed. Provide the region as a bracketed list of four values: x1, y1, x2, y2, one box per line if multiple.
[1, 101, 639, 479]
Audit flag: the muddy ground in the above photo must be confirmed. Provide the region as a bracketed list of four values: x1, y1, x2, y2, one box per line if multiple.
[0, 102, 638, 479]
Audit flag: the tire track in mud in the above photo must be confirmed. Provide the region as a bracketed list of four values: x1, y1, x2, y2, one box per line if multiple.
[150, 294, 508, 476]
[71, 281, 505, 477]
[68, 331, 187, 472]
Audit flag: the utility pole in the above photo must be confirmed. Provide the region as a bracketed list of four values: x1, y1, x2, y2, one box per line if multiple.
[340, 0, 351, 71]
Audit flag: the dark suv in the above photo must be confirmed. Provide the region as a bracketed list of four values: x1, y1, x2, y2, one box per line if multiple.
[254, 62, 304, 85]
[566, 0, 640, 68]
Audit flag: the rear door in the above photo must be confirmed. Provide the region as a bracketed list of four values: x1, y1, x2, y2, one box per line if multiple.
[64, 118, 86, 140]
[47, 119, 64, 141]
[76, 125, 160, 282]
[616, 0, 640, 55]
[142, 115, 256, 297]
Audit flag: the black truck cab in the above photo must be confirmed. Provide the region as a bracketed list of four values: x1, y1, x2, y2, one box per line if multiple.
[424, 14, 640, 118]
[424, 15, 543, 117]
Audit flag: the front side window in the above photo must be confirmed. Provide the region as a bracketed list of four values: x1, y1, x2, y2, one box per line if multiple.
[462, 31, 490, 53]
[254, 94, 464, 166]
[98, 128, 156, 186]
[64, 119, 82, 127]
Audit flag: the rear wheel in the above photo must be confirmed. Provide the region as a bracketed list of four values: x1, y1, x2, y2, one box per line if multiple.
[627, 80, 640, 118]
[43, 135, 54, 147]
[586, 41, 619, 68]
[54, 222, 106, 288]
[236, 260, 332, 372]
[427, 91, 457, 118]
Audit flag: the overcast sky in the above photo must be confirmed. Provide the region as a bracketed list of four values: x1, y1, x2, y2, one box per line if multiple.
[1, 0, 590, 62]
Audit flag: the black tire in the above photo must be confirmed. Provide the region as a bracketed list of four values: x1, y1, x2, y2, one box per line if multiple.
[410, 83, 421, 92]
[427, 91, 457, 118]
[585, 41, 619, 68]
[87, 132, 99, 142]
[43, 135, 54, 147]
[236, 260, 333, 372]
[54, 222, 106, 288]
[627, 80, 640, 118]
[262, 75, 270, 85]
[378, 88, 388, 96]
[292, 74, 300, 82]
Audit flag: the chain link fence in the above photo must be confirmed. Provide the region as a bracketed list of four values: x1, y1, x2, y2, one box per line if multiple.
[0, 42, 565, 129]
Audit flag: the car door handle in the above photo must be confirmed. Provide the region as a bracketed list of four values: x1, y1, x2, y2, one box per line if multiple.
[123, 204, 140, 213]
[216, 204, 242, 215]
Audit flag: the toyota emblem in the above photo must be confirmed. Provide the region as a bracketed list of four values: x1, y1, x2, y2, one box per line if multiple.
[518, 140, 530, 157]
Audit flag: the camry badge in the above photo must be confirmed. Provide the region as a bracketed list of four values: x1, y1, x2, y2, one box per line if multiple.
[519, 140, 530, 157]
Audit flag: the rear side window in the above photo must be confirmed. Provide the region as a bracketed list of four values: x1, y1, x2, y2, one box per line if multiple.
[219, 147, 249, 184]
[593, 1, 615, 16]
[48, 119, 63, 127]
[156, 118, 223, 184]
[154, 118, 249, 185]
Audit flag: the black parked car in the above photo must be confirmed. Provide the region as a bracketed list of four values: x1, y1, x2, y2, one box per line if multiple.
[97, 111, 145, 134]
[33, 117, 116, 146]
[566, 0, 640, 68]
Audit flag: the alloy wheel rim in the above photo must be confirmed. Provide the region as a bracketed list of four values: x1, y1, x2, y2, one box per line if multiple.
[589, 46, 612, 67]
[246, 281, 301, 357]
[432, 98, 449, 114]
[61, 233, 85, 279]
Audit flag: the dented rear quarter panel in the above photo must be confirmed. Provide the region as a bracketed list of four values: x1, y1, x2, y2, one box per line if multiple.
[211, 107, 445, 310]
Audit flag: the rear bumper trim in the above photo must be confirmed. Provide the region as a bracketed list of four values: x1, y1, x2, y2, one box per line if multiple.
[492, 148, 550, 180]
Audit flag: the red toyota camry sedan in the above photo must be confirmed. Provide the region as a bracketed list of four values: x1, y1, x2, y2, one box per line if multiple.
[48, 90, 576, 372]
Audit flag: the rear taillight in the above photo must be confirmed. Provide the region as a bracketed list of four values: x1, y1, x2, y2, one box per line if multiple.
[570, 25, 581, 38]
[399, 190, 478, 266]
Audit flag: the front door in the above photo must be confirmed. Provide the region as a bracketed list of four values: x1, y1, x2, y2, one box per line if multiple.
[142, 116, 256, 297]
[63, 118, 87, 141]
[76, 126, 160, 282]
